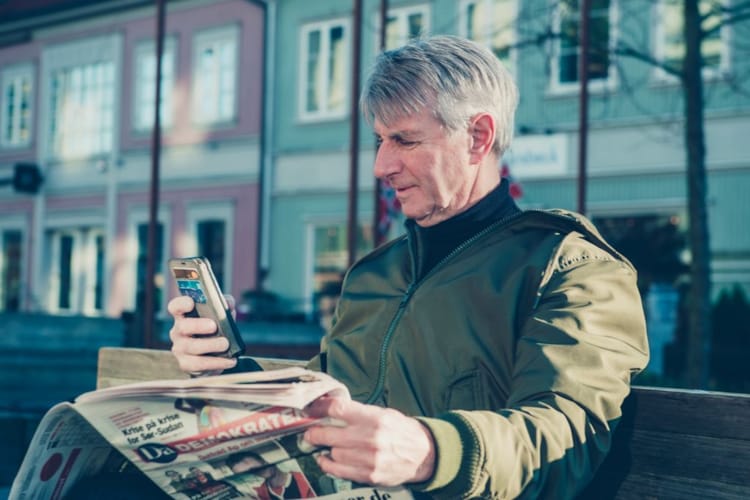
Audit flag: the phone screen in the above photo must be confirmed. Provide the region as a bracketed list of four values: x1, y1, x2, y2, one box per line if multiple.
[173, 268, 209, 304]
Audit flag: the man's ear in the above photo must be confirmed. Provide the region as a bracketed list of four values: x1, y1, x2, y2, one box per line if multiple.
[468, 113, 496, 163]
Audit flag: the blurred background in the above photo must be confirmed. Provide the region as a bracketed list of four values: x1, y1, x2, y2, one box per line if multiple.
[1, 0, 749, 490]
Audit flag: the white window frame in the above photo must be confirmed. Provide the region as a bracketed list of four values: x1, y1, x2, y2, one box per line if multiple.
[375, 3, 430, 51]
[0, 62, 34, 149]
[191, 24, 240, 126]
[548, 0, 619, 95]
[298, 18, 351, 123]
[46, 226, 105, 315]
[458, 0, 517, 74]
[133, 36, 177, 132]
[40, 35, 120, 162]
[651, 0, 730, 83]
[185, 202, 235, 293]
[125, 207, 171, 313]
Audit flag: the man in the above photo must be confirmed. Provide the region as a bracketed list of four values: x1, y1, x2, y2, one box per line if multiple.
[169, 35, 649, 499]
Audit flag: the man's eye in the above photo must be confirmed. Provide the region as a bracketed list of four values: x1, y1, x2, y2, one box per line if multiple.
[375, 137, 383, 148]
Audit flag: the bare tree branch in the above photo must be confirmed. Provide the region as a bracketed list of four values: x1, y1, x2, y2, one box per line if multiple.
[613, 41, 684, 79]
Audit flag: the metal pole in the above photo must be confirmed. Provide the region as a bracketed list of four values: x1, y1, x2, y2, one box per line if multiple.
[372, 0, 388, 246]
[143, 0, 166, 348]
[577, 0, 590, 215]
[347, 0, 362, 267]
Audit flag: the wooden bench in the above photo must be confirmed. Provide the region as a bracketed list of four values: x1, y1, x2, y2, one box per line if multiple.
[97, 347, 750, 499]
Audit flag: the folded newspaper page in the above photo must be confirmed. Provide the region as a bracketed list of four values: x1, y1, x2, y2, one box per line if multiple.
[10, 367, 413, 500]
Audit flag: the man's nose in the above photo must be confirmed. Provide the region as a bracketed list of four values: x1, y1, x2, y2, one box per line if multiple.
[373, 144, 400, 179]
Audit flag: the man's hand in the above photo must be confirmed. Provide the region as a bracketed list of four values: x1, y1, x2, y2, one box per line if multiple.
[167, 295, 238, 375]
[303, 395, 436, 487]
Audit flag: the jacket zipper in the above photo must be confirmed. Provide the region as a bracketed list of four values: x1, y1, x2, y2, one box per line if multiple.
[364, 211, 526, 405]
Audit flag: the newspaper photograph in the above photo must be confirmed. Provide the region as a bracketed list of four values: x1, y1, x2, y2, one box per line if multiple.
[9, 368, 413, 500]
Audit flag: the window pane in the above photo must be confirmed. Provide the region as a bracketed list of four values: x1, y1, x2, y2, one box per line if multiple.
[327, 26, 346, 113]
[306, 30, 321, 113]
[194, 29, 237, 124]
[556, 0, 610, 84]
[136, 223, 163, 312]
[49, 62, 114, 159]
[135, 41, 174, 130]
[197, 220, 226, 289]
[1, 230, 22, 312]
[408, 13, 424, 39]
[94, 234, 105, 311]
[2, 69, 33, 147]
[301, 21, 349, 119]
[465, 3, 478, 40]
[58, 235, 73, 310]
[661, 0, 723, 73]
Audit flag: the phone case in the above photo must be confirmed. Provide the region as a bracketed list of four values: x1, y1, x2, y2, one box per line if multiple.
[168, 256, 245, 358]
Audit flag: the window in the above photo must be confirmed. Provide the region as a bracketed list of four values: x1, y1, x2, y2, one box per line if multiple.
[551, 0, 617, 92]
[654, 0, 728, 80]
[186, 203, 234, 293]
[197, 220, 227, 289]
[136, 222, 164, 313]
[192, 25, 239, 125]
[1, 229, 23, 312]
[48, 61, 115, 159]
[379, 4, 429, 51]
[307, 221, 372, 323]
[48, 227, 105, 314]
[1, 63, 33, 148]
[459, 0, 516, 72]
[299, 19, 350, 121]
[134, 37, 176, 131]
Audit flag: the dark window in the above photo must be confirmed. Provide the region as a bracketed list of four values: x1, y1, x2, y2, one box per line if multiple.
[58, 234, 73, 309]
[197, 220, 226, 289]
[2, 230, 22, 311]
[137, 222, 163, 312]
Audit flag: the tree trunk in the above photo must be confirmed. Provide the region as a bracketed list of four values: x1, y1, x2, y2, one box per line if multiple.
[682, 0, 712, 388]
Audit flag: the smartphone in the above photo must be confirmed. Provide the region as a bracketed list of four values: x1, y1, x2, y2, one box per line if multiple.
[168, 256, 245, 358]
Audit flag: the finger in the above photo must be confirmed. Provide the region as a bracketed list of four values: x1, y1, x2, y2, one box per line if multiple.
[171, 332, 230, 356]
[170, 316, 221, 340]
[305, 394, 362, 421]
[314, 453, 394, 487]
[171, 350, 237, 374]
[225, 294, 236, 311]
[167, 295, 195, 316]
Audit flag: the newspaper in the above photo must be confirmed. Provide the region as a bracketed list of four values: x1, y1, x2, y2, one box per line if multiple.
[10, 367, 413, 500]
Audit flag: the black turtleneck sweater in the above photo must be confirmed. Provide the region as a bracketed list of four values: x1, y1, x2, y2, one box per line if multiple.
[405, 178, 522, 280]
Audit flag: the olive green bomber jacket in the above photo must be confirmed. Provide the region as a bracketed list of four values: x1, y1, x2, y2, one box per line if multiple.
[307, 209, 650, 499]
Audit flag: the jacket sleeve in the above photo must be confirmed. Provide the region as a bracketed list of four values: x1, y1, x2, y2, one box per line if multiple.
[415, 232, 650, 499]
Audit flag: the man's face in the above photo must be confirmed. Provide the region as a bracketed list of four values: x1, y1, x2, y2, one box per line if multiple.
[373, 107, 476, 227]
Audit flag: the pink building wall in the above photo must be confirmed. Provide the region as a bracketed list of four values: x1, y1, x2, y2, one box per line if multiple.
[119, 0, 264, 150]
[0, 0, 264, 317]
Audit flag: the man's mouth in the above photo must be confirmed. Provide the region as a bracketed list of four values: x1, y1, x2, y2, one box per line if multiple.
[393, 185, 415, 195]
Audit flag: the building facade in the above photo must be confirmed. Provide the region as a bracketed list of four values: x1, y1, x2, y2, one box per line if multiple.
[261, 0, 750, 372]
[0, 0, 266, 318]
[1, 0, 749, 359]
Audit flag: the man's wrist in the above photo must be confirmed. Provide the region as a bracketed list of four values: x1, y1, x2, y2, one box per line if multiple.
[412, 420, 437, 483]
